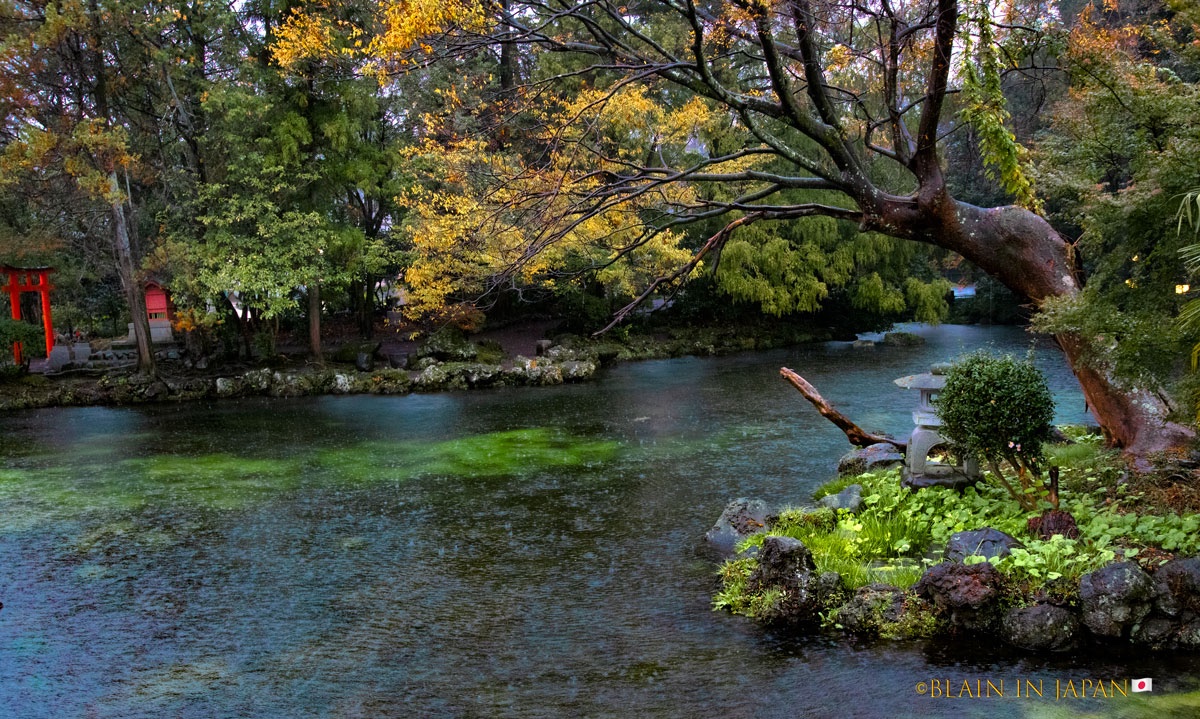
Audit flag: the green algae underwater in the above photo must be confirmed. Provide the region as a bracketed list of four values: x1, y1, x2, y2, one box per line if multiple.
[4, 326, 1200, 719]
[0, 427, 623, 523]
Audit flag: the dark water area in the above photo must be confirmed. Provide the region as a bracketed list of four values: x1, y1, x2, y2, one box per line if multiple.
[1, 324, 1198, 718]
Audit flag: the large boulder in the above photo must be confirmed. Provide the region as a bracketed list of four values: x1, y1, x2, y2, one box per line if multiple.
[746, 536, 838, 623]
[1001, 604, 1079, 651]
[750, 535, 816, 584]
[1128, 556, 1200, 650]
[1153, 557, 1200, 617]
[914, 561, 1004, 631]
[1079, 562, 1156, 638]
[837, 443, 904, 476]
[944, 528, 1024, 563]
[704, 498, 778, 553]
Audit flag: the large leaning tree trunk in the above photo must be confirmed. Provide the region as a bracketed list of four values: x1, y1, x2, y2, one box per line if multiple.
[882, 190, 1193, 456]
[853, 0, 1193, 457]
[383, 0, 1194, 458]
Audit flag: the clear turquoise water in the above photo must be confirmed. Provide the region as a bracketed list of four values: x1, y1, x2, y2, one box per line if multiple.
[1, 325, 1197, 718]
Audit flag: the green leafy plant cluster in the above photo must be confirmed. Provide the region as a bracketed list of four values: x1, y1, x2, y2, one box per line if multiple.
[716, 436, 1200, 624]
[937, 351, 1056, 510]
[967, 536, 1118, 587]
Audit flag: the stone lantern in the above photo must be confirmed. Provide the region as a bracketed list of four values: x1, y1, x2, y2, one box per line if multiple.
[894, 365, 980, 489]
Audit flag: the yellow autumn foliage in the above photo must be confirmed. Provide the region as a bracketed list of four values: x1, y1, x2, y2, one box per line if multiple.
[272, 9, 336, 68]
[272, 0, 491, 73]
[395, 83, 708, 320]
[270, 5, 737, 322]
[370, 0, 491, 60]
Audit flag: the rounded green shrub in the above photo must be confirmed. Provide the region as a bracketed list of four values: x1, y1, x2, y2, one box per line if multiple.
[937, 351, 1055, 507]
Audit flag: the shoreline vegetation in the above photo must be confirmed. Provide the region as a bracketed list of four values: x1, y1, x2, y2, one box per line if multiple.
[0, 320, 861, 411]
[711, 429, 1200, 651]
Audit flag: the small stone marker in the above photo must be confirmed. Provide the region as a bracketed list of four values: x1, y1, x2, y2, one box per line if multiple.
[47, 345, 71, 372]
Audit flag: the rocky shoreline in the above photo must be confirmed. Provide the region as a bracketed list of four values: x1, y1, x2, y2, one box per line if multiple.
[0, 344, 604, 411]
[707, 496, 1200, 652]
[1, 322, 862, 411]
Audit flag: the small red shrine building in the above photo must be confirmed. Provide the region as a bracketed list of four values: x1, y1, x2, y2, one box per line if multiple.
[1, 265, 55, 364]
[145, 281, 171, 322]
[141, 280, 175, 342]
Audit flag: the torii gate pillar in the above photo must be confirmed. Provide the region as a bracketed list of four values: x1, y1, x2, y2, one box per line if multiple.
[1, 266, 55, 365]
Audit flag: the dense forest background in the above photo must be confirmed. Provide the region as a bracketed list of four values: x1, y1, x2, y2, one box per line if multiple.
[1, 0, 1197, 448]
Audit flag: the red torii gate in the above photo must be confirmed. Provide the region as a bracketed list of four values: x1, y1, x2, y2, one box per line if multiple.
[1, 265, 55, 365]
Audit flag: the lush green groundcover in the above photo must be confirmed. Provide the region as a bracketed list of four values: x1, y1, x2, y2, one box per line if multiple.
[714, 429, 1200, 634]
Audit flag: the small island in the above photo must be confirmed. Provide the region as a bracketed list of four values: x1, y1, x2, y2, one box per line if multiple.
[710, 353, 1200, 653]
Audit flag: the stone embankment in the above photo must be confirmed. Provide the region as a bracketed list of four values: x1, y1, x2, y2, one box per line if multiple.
[0, 339, 600, 410]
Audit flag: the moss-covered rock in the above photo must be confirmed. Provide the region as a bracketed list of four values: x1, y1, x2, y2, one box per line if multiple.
[365, 369, 411, 394]
[559, 360, 597, 382]
[835, 584, 907, 634]
[1001, 604, 1079, 651]
[882, 331, 925, 347]
[746, 536, 842, 624]
[442, 362, 505, 388]
[416, 327, 477, 362]
[242, 368, 272, 392]
[1079, 562, 1155, 639]
[415, 364, 451, 390]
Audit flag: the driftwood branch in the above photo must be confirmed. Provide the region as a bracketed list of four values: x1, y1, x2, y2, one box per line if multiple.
[780, 367, 907, 451]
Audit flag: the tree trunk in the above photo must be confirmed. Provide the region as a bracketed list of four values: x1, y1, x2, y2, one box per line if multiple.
[499, 0, 516, 92]
[109, 172, 156, 375]
[884, 196, 1194, 458]
[308, 281, 323, 363]
[361, 277, 375, 339]
[227, 294, 252, 360]
[350, 277, 374, 339]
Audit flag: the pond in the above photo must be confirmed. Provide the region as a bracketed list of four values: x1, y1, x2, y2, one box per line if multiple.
[1, 324, 1197, 718]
